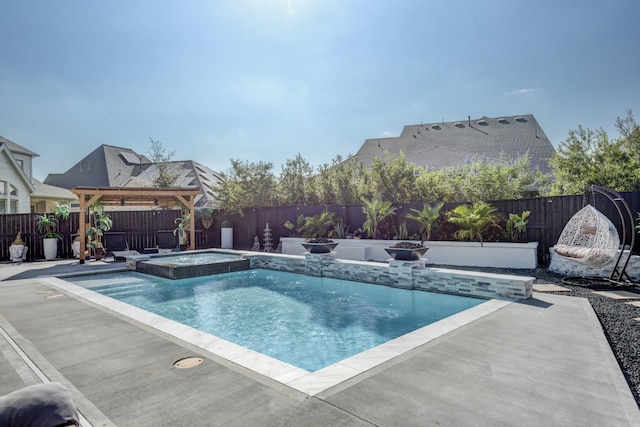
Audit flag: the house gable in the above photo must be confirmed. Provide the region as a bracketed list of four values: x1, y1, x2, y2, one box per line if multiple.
[0, 142, 36, 213]
[44, 145, 152, 189]
[354, 114, 556, 173]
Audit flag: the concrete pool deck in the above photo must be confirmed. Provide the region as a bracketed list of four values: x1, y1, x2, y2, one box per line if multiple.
[1, 260, 639, 426]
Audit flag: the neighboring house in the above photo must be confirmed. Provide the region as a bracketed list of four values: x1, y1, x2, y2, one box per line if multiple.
[44, 144, 221, 207]
[122, 160, 220, 207]
[0, 136, 75, 214]
[353, 114, 556, 173]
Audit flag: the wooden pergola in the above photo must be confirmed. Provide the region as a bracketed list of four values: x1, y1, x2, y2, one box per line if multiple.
[71, 186, 202, 264]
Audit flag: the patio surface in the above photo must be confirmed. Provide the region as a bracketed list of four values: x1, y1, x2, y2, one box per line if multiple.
[1, 260, 639, 426]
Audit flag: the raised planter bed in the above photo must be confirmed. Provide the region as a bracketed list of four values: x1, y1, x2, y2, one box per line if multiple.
[281, 238, 538, 269]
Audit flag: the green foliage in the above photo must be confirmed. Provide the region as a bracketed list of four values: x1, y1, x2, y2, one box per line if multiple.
[211, 159, 277, 216]
[276, 153, 317, 206]
[301, 209, 337, 239]
[394, 221, 409, 240]
[548, 111, 640, 195]
[361, 198, 396, 239]
[505, 211, 531, 242]
[87, 202, 112, 248]
[406, 202, 444, 243]
[364, 152, 417, 203]
[446, 201, 500, 245]
[35, 202, 71, 240]
[284, 214, 305, 237]
[147, 137, 181, 187]
[332, 219, 350, 239]
[316, 155, 366, 205]
[173, 213, 191, 244]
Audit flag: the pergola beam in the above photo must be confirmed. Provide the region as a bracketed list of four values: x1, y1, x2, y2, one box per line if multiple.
[71, 186, 201, 264]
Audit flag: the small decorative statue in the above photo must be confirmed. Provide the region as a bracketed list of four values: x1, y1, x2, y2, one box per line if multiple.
[9, 232, 28, 263]
[251, 236, 261, 251]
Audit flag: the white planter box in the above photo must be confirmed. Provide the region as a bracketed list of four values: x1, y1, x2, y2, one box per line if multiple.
[280, 238, 538, 269]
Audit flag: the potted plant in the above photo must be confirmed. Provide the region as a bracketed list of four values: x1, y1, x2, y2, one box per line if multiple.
[300, 209, 338, 253]
[174, 212, 191, 250]
[87, 202, 112, 260]
[35, 203, 70, 260]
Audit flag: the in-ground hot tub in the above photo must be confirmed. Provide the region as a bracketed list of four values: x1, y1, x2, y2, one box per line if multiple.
[136, 251, 250, 279]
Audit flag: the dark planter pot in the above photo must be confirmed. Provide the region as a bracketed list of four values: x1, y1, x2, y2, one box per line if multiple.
[179, 244, 188, 251]
[301, 242, 338, 254]
[384, 246, 429, 261]
[94, 247, 104, 261]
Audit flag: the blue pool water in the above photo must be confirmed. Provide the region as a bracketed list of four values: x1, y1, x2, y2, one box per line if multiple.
[68, 269, 484, 372]
[147, 252, 241, 265]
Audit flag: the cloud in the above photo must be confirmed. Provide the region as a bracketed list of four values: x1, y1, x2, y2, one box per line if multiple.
[504, 88, 539, 96]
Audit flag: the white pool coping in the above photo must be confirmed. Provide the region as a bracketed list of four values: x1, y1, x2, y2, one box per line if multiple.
[42, 276, 514, 396]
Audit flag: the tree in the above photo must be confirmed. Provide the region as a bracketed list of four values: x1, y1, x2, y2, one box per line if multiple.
[363, 152, 417, 203]
[147, 137, 180, 187]
[549, 124, 640, 195]
[211, 159, 276, 215]
[316, 155, 366, 205]
[276, 154, 317, 206]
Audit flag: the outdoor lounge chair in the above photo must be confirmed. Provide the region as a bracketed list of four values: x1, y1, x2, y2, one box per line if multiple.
[553, 204, 619, 267]
[157, 230, 180, 252]
[104, 232, 140, 261]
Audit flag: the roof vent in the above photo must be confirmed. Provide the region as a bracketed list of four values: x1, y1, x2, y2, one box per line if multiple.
[497, 118, 508, 124]
[454, 122, 464, 128]
[477, 120, 488, 126]
[515, 116, 526, 122]
[431, 124, 441, 130]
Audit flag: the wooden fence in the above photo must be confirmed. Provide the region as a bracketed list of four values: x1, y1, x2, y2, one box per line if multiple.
[2, 191, 639, 266]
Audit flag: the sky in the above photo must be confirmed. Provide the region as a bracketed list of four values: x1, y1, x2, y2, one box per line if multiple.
[1, 1, 639, 182]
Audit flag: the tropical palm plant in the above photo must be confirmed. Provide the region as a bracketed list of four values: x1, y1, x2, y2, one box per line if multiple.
[361, 197, 396, 239]
[406, 202, 445, 244]
[446, 201, 500, 245]
[301, 209, 337, 239]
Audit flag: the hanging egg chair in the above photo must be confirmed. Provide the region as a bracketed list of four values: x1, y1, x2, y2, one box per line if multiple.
[553, 204, 619, 267]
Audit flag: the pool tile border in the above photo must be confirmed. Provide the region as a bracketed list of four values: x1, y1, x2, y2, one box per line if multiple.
[41, 276, 513, 396]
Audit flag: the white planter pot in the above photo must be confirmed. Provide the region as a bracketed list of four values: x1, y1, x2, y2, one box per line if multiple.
[43, 238, 58, 260]
[280, 238, 538, 268]
[221, 227, 233, 249]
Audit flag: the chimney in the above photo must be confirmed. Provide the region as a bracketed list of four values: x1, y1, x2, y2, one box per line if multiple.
[468, 116, 471, 126]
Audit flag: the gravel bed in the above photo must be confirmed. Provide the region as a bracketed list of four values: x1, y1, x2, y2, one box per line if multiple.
[435, 264, 640, 407]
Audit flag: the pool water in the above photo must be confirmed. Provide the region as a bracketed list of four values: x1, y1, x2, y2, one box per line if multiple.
[147, 252, 242, 266]
[68, 269, 484, 372]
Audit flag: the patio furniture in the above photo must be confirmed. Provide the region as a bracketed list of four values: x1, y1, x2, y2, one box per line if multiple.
[104, 232, 140, 261]
[553, 204, 619, 267]
[554, 185, 635, 284]
[157, 230, 180, 252]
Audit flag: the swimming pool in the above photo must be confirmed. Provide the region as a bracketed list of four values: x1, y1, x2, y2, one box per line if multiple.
[147, 252, 242, 265]
[67, 269, 484, 372]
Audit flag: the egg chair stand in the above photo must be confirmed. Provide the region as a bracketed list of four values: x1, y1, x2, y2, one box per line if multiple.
[556, 186, 635, 286]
